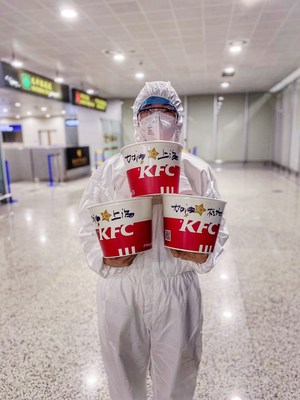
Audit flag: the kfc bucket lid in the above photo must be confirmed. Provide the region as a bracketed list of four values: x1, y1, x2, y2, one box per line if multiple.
[162, 194, 227, 206]
[87, 196, 153, 210]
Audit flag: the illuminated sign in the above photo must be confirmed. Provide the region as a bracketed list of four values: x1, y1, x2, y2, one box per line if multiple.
[72, 89, 107, 111]
[0, 124, 22, 132]
[65, 146, 90, 170]
[65, 119, 79, 127]
[0, 61, 69, 102]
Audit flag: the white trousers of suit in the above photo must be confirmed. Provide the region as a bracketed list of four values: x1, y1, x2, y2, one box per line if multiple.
[97, 270, 203, 400]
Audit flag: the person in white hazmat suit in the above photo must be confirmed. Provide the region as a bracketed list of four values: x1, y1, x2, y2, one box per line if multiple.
[79, 81, 228, 400]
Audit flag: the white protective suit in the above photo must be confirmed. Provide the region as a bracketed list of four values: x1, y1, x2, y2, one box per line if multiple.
[79, 81, 228, 400]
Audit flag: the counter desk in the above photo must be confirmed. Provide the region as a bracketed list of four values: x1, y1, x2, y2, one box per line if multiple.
[3, 145, 91, 183]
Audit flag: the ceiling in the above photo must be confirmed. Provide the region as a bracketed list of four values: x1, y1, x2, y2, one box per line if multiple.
[0, 0, 300, 104]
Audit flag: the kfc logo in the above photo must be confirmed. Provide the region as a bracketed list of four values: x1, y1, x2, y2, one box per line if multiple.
[139, 164, 175, 179]
[179, 219, 219, 235]
[98, 224, 134, 240]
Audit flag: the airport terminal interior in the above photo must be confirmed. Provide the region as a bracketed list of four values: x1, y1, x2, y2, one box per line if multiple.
[0, 1, 300, 399]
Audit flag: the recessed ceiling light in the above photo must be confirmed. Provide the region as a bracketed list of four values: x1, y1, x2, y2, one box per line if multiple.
[60, 8, 78, 19]
[220, 82, 230, 89]
[54, 76, 64, 83]
[113, 53, 125, 62]
[46, 114, 51, 118]
[224, 66, 235, 74]
[135, 72, 144, 79]
[230, 45, 242, 53]
[15, 102, 21, 107]
[86, 89, 94, 95]
[27, 111, 32, 116]
[227, 39, 247, 54]
[16, 115, 21, 119]
[41, 106, 47, 112]
[3, 108, 8, 113]
[61, 110, 66, 115]
[11, 59, 23, 68]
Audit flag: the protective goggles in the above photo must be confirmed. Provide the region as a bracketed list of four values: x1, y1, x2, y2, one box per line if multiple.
[137, 106, 178, 121]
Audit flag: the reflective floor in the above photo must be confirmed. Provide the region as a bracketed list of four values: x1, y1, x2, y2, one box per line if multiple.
[0, 164, 299, 400]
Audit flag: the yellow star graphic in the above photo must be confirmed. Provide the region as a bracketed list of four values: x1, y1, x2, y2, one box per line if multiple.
[101, 210, 112, 222]
[148, 147, 159, 159]
[195, 204, 206, 216]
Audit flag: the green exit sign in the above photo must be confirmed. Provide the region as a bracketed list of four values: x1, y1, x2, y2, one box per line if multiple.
[21, 73, 31, 90]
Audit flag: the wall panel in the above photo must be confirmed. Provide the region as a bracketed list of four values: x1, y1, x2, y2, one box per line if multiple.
[247, 93, 274, 161]
[187, 95, 214, 161]
[217, 94, 245, 161]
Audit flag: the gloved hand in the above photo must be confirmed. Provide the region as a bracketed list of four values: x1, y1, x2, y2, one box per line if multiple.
[170, 249, 209, 265]
[103, 255, 137, 268]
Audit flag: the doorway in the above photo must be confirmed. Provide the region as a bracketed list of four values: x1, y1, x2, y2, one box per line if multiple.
[38, 130, 57, 146]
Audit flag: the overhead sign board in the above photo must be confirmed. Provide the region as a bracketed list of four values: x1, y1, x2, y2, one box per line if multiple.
[71, 88, 107, 111]
[65, 119, 79, 127]
[0, 61, 69, 102]
[0, 124, 22, 132]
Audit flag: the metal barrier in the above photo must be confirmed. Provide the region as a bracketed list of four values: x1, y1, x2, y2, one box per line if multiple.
[47, 154, 55, 187]
[47, 153, 61, 187]
[4, 160, 17, 203]
[183, 146, 198, 156]
[94, 149, 105, 169]
[0, 193, 12, 202]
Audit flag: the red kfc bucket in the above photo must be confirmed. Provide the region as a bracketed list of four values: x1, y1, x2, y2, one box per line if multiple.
[121, 140, 183, 197]
[88, 197, 153, 258]
[162, 194, 226, 253]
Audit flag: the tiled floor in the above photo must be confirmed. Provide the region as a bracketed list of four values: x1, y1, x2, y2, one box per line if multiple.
[0, 165, 299, 400]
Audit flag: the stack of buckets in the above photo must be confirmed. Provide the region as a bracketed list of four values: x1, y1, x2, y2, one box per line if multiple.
[88, 140, 226, 258]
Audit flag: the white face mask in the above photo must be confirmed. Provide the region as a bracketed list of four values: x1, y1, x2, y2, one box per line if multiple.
[137, 112, 178, 141]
